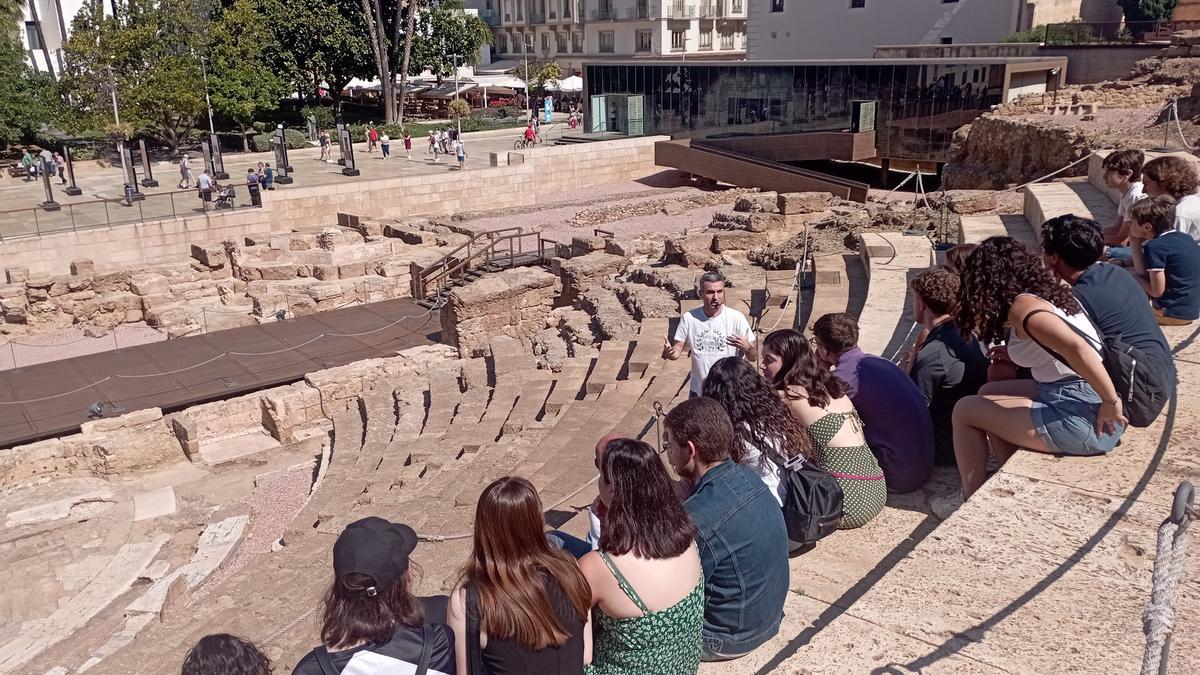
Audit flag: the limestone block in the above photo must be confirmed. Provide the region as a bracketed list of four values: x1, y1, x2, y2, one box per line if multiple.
[377, 260, 409, 278]
[190, 243, 226, 268]
[558, 253, 630, 305]
[663, 234, 719, 268]
[25, 273, 53, 289]
[626, 265, 700, 299]
[571, 236, 607, 256]
[67, 276, 93, 292]
[615, 282, 679, 320]
[441, 266, 557, 357]
[747, 212, 787, 233]
[93, 270, 131, 293]
[0, 284, 22, 299]
[605, 237, 663, 258]
[255, 248, 285, 263]
[289, 233, 317, 250]
[139, 294, 177, 311]
[256, 265, 298, 281]
[338, 262, 367, 279]
[1, 294, 28, 311]
[3, 305, 27, 324]
[312, 265, 338, 281]
[6, 267, 29, 284]
[734, 191, 779, 213]
[289, 295, 318, 316]
[130, 274, 170, 296]
[710, 210, 754, 230]
[307, 283, 343, 302]
[27, 286, 49, 302]
[70, 259, 95, 276]
[48, 276, 71, 297]
[660, 200, 689, 216]
[778, 191, 837, 214]
[713, 230, 771, 252]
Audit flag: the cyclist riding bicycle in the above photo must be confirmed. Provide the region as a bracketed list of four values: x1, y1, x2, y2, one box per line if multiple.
[523, 124, 536, 145]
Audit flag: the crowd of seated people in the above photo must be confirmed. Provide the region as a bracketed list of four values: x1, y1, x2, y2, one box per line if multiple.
[179, 153, 1188, 674]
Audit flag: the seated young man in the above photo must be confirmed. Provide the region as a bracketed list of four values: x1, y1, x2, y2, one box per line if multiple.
[1142, 155, 1200, 242]
[1041, 214, 1176, 389]
[908, 269, 988, 466]
[1100, 149, 1146, 264]
[664, 397, 788, 662]
[812, 313, 935, 493]
[1128, 196, 1200, 326]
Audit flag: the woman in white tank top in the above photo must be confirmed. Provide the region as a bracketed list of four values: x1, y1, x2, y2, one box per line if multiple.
[948, 237, 1127, 502]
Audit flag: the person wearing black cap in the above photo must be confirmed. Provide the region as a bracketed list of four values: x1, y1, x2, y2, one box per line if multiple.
[292, 517, 455, 675]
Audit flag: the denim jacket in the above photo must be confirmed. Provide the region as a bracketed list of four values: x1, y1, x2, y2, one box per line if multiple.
[685, 459, 789, 654]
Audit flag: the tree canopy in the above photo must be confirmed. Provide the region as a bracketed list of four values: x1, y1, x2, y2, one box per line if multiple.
[1118, 0, 1179, 23]
[208, 0, 289, 149]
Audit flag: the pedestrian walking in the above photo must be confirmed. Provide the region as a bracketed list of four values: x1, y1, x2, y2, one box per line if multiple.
[380, 132, 391, 158]
[197, 169, 214, 211]
[20, 148, 33, 181]
[40, 147, 54, 178]
[439, 128, 449, 154]
[455, 137, 466, 171]
[366, 125, 378, 153]
[54, 152, 66, 185]
[403, 130, 412, 159]
[262, 162, 275, 190]
[246, 168, 261, 207]
[427, 129, 436, 155]
[319, 131, 331, 162]
[178, 154, 193, 188]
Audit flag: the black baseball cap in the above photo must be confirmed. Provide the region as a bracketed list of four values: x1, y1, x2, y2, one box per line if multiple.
[332, 517, 418, 596]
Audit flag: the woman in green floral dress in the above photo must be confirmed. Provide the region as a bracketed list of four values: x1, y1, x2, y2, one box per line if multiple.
[580, 438, 704, 674]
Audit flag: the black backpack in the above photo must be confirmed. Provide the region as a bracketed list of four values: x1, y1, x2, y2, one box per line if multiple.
[756, 434, 844, 546]
[1022, 309, 1172, 428]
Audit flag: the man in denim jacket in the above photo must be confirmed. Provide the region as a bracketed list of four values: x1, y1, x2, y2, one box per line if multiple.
[664, 397, 789, 661]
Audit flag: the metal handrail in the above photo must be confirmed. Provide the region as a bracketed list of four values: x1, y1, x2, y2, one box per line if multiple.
[416, 230, 554, 300]
[416, 226, 523, 285]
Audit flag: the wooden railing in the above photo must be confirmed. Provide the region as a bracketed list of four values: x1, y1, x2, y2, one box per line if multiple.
[411, 228, 560, 301]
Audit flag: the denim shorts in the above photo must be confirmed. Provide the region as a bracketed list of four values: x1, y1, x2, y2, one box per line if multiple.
[1031, 378, 1124, 456]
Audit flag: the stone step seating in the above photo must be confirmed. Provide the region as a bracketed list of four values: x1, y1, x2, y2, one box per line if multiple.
[855, 231, 932, 362]
[1024, 180, 1117, 230]
[797, 253, 859, 333]
[957, 213, 1040, 250]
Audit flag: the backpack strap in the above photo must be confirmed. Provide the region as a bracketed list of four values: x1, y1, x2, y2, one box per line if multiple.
[466, 584, 484, 675]
[1020, 308, 1101, 372]
[415, 624, 433, 675]
[313, 647, 339, 675]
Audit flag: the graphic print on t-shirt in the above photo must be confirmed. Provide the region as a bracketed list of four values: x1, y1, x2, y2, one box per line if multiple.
[692, 323, 731, 354]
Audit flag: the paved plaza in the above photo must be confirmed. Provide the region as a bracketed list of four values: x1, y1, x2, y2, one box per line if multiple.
[0, 123, 564, 240]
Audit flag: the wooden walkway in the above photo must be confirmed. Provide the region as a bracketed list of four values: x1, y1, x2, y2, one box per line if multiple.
[0, 299, 436, 448]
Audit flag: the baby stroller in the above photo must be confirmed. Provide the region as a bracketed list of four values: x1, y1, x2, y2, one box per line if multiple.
[214, 184, 236, 209]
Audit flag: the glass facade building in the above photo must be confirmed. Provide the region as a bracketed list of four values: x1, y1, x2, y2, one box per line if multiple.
[583, 59, 1057, 162]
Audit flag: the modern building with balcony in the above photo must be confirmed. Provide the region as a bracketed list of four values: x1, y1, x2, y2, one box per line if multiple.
[487, 0, 746, 75]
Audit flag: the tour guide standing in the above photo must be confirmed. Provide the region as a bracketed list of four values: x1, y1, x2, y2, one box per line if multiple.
[663, 271, 757, 395]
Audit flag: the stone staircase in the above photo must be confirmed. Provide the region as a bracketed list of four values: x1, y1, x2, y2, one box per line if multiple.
[95, 319, 691, 673]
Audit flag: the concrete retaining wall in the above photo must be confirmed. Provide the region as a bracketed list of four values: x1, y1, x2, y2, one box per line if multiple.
[2, 137, 666, 277]
[1038, 45, 1164, 84]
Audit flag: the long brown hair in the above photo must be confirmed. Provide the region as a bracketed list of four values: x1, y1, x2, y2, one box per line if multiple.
[955, 236, 1080, 345]
[763, 329, 846, 408]
[320, 568, 425, 649]
[463, 476, 591, 650]
[598, 438, 697, 558]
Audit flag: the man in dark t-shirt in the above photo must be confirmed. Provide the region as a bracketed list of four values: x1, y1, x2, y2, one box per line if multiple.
[909, 269, 988, 465]
[1041, 214, 1176, 388]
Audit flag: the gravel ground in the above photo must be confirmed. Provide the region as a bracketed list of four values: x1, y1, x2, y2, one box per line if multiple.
[0, 323, 165, 371]
[197, 463, 315, 595]
[1013, 107, 1200, 151]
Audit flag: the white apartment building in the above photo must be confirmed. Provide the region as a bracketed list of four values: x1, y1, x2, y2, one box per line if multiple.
[748, 0, 1122, 60]
[18, 0, 93, 77]
[488, 0, 747, 72]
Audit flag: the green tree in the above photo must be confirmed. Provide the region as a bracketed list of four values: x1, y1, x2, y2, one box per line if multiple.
[208, 0, 288, 150]
[0, 39, 64, 146]
[259, 0, 373, 108]
[508, 59, 561, 96]
[407, 1, 492, 80]
[1118, 0, 1179, 23]
[60, 0, 206, 152]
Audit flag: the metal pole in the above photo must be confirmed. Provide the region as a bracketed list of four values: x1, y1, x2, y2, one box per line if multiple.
[200, 56, 216, 135]
[453, 54, 462, 137]
[106, 66, 128, 194]
[524, 37, 532, 121]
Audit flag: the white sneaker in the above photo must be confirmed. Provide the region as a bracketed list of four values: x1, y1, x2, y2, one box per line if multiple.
[931, 492, 965, 521]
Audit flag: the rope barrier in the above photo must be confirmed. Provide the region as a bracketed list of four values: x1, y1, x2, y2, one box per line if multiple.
[0, 304, 437, 405]
[1142, 481, 1196, 675]
[1169, 99, 1198, 151]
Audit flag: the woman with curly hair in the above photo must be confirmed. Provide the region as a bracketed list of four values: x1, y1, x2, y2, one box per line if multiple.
[1142, 155, 1200, 241]
[949, 236, 1126, 507]
[701, 356, 812, 506]
[760, 329, 886, 529]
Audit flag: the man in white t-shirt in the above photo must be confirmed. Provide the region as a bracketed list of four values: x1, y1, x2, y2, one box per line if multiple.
[663, 271, 756, 396]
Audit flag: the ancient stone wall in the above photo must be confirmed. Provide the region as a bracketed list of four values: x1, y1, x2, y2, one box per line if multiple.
[440, 267, 558, 357]
[943, 115, 1096, 190]
[0, 408, 182, 489]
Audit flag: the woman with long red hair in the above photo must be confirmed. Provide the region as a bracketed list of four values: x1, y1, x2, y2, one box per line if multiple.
[448, 476, 592, 674]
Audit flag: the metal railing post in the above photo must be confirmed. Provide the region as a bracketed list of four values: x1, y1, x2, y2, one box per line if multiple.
[69, 203, 77, 232]
[103, 199, 110, 227]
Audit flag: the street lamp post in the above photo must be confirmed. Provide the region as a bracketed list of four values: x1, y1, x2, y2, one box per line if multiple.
[200, 55, 216, 135]
[451, 53, 462, 137]
[105, 66, 136, 202]
[523, 35, 532, 122]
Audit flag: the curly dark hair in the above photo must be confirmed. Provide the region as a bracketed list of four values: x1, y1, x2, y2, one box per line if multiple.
[910, 268, 959, 316]
[955, 236, 1080, 345]
[1143, 156, 1199, 199]
[762, 329, 846, 408]
[702, 357, 813, 461]
[181, 634, 271, 675]
[943, 243, 978, 276]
